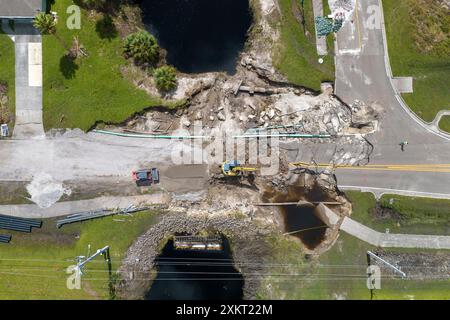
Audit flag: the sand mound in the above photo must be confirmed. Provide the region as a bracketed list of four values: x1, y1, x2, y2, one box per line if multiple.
[26, 173, 71, 208]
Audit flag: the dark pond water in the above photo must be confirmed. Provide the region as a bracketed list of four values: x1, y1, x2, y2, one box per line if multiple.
[139, 0, 252, 74]
[263, 183, 330, 250]
[145, 238, 244, 300]
[280, 205, 328, 250]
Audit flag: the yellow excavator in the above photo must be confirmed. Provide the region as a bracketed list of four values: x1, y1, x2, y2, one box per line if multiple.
[221, 160, 258, 177]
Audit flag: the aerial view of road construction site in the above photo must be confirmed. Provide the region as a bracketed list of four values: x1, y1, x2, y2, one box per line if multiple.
[0, 0, 449, 305]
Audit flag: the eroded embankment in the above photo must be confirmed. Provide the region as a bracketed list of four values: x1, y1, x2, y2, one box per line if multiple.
[116, 213, 273, 300]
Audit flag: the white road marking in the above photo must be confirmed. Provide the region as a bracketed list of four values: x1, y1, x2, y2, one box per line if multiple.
[28, 42, 42, 87]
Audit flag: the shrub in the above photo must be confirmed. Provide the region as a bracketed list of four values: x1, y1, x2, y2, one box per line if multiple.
[124, 31, 159, 65]
[76, 0, 107, 9]
[153, 66, 177, 92]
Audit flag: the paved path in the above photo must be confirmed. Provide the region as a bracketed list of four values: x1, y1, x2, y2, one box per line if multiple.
[334, 0, 450, 195]
[312, 0, 328, 55]
[321, 205, 450, 249]
[340, 217, 450, 249]
[431, 110, 450, 134]
[0, 193, 171, 218]
[339, 185, 450, 200]
[12, 22, 44, 139]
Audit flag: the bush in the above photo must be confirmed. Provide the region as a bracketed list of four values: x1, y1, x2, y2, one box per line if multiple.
[76, 0, 107, 9]
[153, 66, 177, 92]
[124, 31, 159, 66]
[409, 0, 450, 56]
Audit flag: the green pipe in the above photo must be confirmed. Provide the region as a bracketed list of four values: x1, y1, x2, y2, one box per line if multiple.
[233, 133, 332, 139]
[92, 129, 205, 139]
[93, 129, 332, 140]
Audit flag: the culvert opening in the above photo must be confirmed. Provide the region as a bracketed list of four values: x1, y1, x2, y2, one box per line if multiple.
[139, 0, 252, 74]
[263, 182, 332, 250]
[145, 236, 244, 300]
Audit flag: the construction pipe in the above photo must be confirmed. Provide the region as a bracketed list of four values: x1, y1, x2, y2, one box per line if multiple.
[93, 129, 332, 140]
[93, 129, 205, 139]
[255, 201, 342, 206]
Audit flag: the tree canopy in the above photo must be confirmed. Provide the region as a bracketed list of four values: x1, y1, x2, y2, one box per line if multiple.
[33, 13, 57, 35]
[123, 31, 159, 65]
[153, 66, 177, 92]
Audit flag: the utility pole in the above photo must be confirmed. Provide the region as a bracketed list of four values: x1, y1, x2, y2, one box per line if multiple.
[366, 252, 374, 300]
[75, 245, 113, 295]
[367, 251, 406, 278]
[366, 251, 406, 300]
[77, 246, 110, 273]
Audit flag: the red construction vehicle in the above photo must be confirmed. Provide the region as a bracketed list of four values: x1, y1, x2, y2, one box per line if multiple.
[132, 168, 160, 186]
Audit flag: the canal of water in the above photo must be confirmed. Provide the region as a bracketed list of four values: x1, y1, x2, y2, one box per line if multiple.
[139, 0, 252, 74]
[145, 237, 244, 300]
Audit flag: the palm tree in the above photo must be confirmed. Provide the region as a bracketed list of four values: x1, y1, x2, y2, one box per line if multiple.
[153, 66, 177, 92]
[33, 12, 57, 35]
[124, 31, 159, 66]
[33, 12, 69, 51]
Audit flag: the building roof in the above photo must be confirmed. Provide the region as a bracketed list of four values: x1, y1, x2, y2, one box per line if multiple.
[0, 0, 44, 18]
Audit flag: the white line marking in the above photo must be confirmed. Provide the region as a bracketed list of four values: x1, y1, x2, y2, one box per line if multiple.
[28, 43, 42, 87]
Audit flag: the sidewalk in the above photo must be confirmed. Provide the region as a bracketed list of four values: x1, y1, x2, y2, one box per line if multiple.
[0, 193, 171, 218]
[321, 204, 450, 249]
[340, 217, 450, 249]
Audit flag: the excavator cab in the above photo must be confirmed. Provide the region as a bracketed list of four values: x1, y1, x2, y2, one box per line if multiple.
[221, 160, 257, 177]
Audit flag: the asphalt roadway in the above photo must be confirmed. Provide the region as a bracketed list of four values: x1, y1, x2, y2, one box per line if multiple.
[0, 0, 449, 201]
[334, 0, 450, 197]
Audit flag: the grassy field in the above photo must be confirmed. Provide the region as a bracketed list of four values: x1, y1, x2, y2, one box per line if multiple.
[256, 191, 449, 300]
[379, 194, 449, 225]
[274, 0, 335, 90]
[383, 0, 450, 122]
[0, 28, 15, 128]
[347, 191, 450, 235]
[439, 116, 450, 133]
[43, 0, 179, 131]
[0, 211, 158, 299]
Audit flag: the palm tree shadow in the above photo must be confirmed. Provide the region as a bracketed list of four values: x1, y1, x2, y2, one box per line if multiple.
[60, 54, 79, 79]
[95, 15, 118, 40]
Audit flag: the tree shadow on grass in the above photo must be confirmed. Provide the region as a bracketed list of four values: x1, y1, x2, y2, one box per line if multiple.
[60, 54, 79, 79]
[95, 15, 118, 41]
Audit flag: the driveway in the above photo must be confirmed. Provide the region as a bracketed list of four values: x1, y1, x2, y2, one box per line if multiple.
[12, 22, 44, 139]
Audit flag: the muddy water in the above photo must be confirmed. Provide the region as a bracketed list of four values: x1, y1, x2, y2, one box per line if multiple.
[263, 183, 331, 250]
[139, 0, 252, 74]
[145, 237, 243, 300]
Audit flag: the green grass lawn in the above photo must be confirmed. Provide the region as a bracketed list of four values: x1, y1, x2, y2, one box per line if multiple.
[256, 191, 449, 300]
[43, 0, 178, 131]
[274, 0, 335, 90]
[347, 191, 450, 235]
[439, 115, 450, 133]
[383, 0, 450, 122]
[0, 211, 158, 299]
[0, 28, 15, 128]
